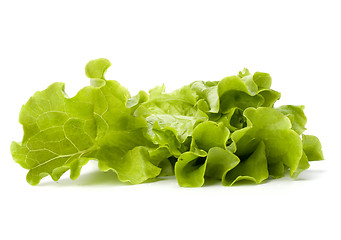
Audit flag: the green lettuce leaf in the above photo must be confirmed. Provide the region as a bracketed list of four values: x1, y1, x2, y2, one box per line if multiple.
[10, 83, 98, 185]
[218, 75, 264, 113]
[190, 81, 219, 113]
[11, 61, 324, 187]
[217, 107, 247, 132]
[126, 90, 149, 109]
[133, 84, 208, 156]
[174, 147, 240, 187]
[85, 58, 111, 79]
[239, 69, 281, 107]
[85, 60, 162, 184]
[291, 151, 310, 179]
[302, 135, 324, 161]
[12, 59, 163, 185]
[204, 147, 240, 181]
[252, 72, 272, 90]
[277, 105, 307, 134]
[190, 121, 230, 152]
[258, 90, 281, 107]
[175, 121, 239, 187]
[90, 80, 161, 184]
[148, 146, 174, 176]
[231, 107, 304, 178]
[223, 141, 268, 186]
[174, 150, 206, 187]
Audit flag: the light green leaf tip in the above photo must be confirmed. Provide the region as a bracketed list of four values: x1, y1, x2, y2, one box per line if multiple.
[302, 135, 324, 161]
[277, 105, 307, 135]
[191, 121, 230, 152]
[253, 72, 272, 90]
[218, 75, 264, 113]
[85, 58, 111, 80]
[190, 81, 220, 113]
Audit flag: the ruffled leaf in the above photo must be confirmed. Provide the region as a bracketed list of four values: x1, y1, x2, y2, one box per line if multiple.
[85, 58, 111, 80]
[238, 68, 251, 78]
[84, 69, 162, 184]
[175, 148, 240, 187]
[258, 89, 281, 107]
[217, 107, 246, 132]
[134, 84, 208, 156]
[191, 121, 230, 152]
[218, 76, 264, 113]
[126, 90, 149, 109]
[97, 146, 161, 184]
[291, 151, 310, 179]
[10, 83, 98, 185]
[238, 69, 280, 107]
[231, 107, 303, 178]
[302, 135, 324, 161]
[252, 72, 272, 90]
[277, 105, 307, 134]
[174, 150, 207, 187]
[205, 147, 240, 181]
[190, 81, 219, 113]
[223, 141, 268, 186]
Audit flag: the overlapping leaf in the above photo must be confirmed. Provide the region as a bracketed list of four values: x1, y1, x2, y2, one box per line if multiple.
[230, 107, 304, 178]
[11, 59, 324, 187]
[223, 141, 268, 186]
[175, 121, 240, 187]
[83, 60, 165, 184]
[302, 135, 324, 161]
[11, 83, 98, 185]
[133, 84, 208, 157]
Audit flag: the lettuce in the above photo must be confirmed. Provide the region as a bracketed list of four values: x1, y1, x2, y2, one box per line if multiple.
[11, 58, 324, 187]
[230, 107, 304, 178]
[11, 83, 98, 185]
[302, 135, 324, 161]
[133, 84, 208, 157]
[223, 141, 268, 186]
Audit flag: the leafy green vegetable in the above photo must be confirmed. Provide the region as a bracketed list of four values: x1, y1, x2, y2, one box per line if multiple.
[84, 61, 164, 184]
[133, 84, 208, 157]
[216, 107, 246, 132]
[11, 58, 324, 187]
[85, 58, 111, 79]
[302, 135, 324, 161]
[175, 147, 240, 187]
[218, 76, 264, 113]
[190, 121, 230, 152]
[277, 105, 307, 134]
[89, 79, 162, 184]
[11, 83, 98, 185]
[252, 72, 272, 90]
[230, 107, 303, 178]
[190, 81, 219, 113]
[11, 59, 163, 185]
[223, 141, 268, 186]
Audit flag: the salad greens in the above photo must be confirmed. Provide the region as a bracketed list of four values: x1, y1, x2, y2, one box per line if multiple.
[11, 58, 324, 187]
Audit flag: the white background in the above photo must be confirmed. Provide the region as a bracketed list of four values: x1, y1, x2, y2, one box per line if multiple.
[1, 0, 340, 239]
